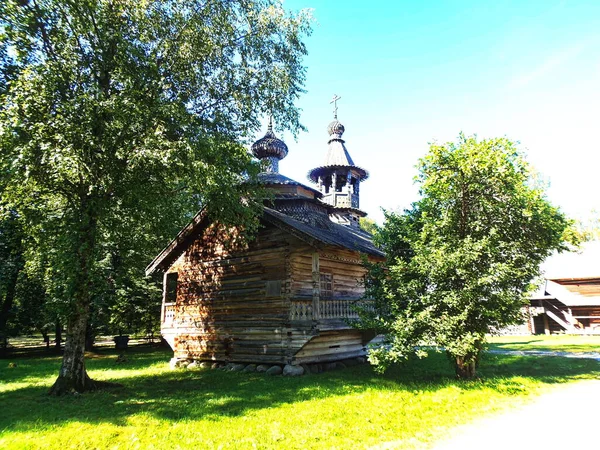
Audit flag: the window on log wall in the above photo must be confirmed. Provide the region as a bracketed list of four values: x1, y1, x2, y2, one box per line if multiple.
[165, 272, 178, 303]
[320, 273, 333, 300]
[266, 280, 282, 297]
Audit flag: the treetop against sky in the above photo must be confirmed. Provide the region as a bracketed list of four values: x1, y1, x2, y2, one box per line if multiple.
[274, 0, 600, 224]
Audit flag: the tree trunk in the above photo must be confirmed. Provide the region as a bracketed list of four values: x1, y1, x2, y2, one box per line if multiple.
[48, 300, 97, 395]
[42, 331, 50, 350]
[0, 333, 7, 358]
[454, 356, 477, 378]
[55, 318, 62, 352]
[85, 325, 95, 351]
[453, 341, 482, 379]
[49, 199, 98, 395]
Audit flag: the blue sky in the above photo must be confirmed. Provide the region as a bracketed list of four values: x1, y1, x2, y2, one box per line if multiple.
[267, 0, 600, 224]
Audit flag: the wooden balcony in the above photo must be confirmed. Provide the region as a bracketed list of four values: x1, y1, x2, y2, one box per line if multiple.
[162, 302, 176, 328]
[289, 299, 370, 322]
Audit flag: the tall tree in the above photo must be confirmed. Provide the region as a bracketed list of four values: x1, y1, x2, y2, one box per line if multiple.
[0, 0, 312, 394]
[359, 135, 572, 378]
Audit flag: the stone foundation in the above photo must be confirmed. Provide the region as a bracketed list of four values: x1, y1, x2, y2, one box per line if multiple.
[169, 357, 367, 376]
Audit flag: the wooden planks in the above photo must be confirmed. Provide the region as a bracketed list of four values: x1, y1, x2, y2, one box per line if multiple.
[292, 330, 366, 364]
[163, 223, 292, 363]
[161, 220, 378, 365]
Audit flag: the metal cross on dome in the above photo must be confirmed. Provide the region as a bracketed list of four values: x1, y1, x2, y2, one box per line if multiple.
[330, 94, 341, 119]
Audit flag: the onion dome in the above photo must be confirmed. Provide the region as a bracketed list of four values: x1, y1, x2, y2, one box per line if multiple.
[251, 119, 288, 161]
[327, 120, 345, 139]
[250, 117, 321, 198]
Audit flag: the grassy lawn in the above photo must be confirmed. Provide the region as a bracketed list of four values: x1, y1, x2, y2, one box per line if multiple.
[1, 345, 599, 450]
[488, 334, 600, 353]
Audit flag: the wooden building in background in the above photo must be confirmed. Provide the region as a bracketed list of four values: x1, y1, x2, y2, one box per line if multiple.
[530, 277, 600, 334]
[146, 113, 384, 366]
[529, 242, 600, 334]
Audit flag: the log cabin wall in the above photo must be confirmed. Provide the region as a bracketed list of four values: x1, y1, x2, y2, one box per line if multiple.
[530, 298, 600, 334]
[160, 219, 382, 365]
[571, 306, 600, 329]
[287, 244, 377, 364]
[163, 222, 298, 364]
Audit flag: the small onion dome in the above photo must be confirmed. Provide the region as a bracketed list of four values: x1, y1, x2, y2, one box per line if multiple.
[327, 119, 345, 138]
[251, 126, 288, 161]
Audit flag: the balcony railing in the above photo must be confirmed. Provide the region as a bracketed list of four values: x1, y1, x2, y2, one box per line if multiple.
[162, 302, 176, 328]
[290, 299, 370, 321]
[319, 299, 360, 319]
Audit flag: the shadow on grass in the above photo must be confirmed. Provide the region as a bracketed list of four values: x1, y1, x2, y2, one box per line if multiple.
[1, 346, 598, 434]
[487, 336, 600, 353]
[0, 345, 165, 386]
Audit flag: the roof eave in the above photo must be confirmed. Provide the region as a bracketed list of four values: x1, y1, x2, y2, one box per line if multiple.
[307, 165, 369, 182]
[145, 208, 208, 276]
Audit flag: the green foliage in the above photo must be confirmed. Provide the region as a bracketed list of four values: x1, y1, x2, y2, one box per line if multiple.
[360, 135, 572, 376]
[0, 211, 23, 305]
[359, 216, 379, 235]
[10, 258, 50, 336]
[0, 0, 312, 389]
[572, 210, 600, 242]
[0, 210, 25, 349]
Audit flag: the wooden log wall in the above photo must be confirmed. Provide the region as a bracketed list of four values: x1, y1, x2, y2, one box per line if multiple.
[161, 219, 383, 365]
[319, 250, 367, 301]
[165, 222, 295, 364]
[293, 330, 366, 364]
[285, 244, 379, 364]
[288, 247, 370, 304]
[570, 306, 600, 330]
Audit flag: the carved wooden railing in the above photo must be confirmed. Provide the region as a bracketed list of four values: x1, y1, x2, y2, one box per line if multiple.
[290, 299, 372, 321]
[289, 301, 313, 321]
[162, 302, 176, 328]
[319, 299, 360, 319]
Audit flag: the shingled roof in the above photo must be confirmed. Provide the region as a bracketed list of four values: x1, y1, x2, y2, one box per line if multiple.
[263, 206, 383, 257]
[257, 172, 321, 196]
[147, 116, 383, 275]
[146, 203, 383, 275]
[308, 119, 369, 182]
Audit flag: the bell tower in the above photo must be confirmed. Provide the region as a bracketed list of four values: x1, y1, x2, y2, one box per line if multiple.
[308, 95, 369, 228]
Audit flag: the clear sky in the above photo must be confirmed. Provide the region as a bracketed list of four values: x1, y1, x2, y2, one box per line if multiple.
[265, 0, 600, 225]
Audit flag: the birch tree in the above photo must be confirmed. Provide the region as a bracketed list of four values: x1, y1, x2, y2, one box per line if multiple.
[0, 0, 312, 394]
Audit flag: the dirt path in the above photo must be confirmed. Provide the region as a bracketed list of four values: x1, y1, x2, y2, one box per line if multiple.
[432, 378, 600, 449]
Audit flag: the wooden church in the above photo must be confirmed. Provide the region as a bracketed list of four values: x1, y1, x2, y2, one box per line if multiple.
[146, 105, 384, 367]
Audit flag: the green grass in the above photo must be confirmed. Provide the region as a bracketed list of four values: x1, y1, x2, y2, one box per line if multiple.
[488, 334, 600, 353]
[0, 345, 599, 450]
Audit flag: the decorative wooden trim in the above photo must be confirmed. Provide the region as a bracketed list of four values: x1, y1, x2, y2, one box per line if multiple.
[288, 298, 373, 321]
[146, 207, 207, 275]
[289, 301, 313, 321]
[320, 252, 362, 264]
